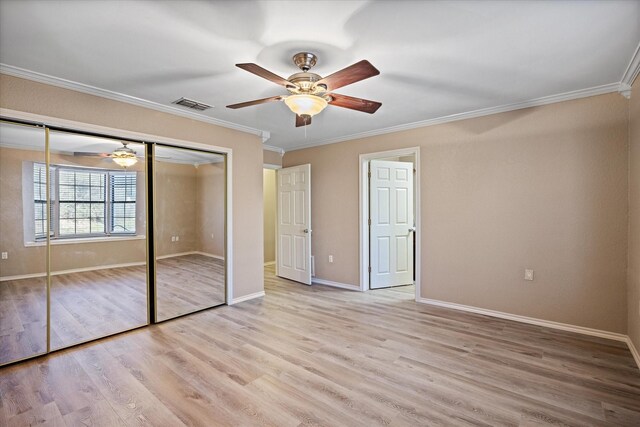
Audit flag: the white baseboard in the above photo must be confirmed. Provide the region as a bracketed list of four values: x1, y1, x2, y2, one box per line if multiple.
[627, 337, 640, 370]
[156, 251, 224, 261]
[0, 272, 47, 282]
[156, 251, 196, 260]
[229, 291, 265, 305]
[0, 261, 146, 282]
[312, 278, 360, 291]
[194, 251, 224, 261]
[263, 261, 276, 266]
[419, 298, 629, 343]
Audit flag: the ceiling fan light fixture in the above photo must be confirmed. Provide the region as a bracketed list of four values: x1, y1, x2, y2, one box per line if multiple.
[284, 94, 328, 117]
[111, 145, 138, 168]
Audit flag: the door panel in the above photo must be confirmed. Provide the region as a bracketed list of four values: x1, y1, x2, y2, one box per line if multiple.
[48, 130, 148, 350]
[370, 160, 414, 289]
[0, 121, 48, 365]
[153, 145, 226, 322]
[277, 164, 311, 285]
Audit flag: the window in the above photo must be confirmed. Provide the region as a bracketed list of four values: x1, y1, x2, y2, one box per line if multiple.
[33, 163, 52, 238]
[110, 173, 136, 234]
[33, 163, 137, 240]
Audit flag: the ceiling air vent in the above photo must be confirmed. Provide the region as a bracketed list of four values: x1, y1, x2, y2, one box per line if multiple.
[172, 97, 213, 111]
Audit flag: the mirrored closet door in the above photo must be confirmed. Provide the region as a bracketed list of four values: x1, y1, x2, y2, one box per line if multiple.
[0, 121, 48, 364]
[153, 144, 226, 321]
[48, 130, 149, 350]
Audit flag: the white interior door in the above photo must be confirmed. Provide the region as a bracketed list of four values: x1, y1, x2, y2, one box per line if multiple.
[277, 164, 312, 285]
[370, 160, 414, 289]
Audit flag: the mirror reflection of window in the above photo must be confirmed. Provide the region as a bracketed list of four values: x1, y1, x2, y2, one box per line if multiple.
[47, 130, 148, 351]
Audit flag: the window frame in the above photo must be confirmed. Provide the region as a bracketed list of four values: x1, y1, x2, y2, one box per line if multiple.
[34, 163, 137, 241]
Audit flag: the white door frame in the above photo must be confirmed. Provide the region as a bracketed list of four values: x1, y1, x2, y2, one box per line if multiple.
[359, 147, 420, 301]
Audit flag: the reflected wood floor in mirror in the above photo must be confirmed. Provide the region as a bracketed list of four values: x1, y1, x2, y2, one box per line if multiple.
[1, 266, 639, 425]
[156, 254, 225, 321]
[0, 254, 225, 362]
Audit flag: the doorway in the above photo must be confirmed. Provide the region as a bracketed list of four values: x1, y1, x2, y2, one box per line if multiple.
[359, 148, 420, 300]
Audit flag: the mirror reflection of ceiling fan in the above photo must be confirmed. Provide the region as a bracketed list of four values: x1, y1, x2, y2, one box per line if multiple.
[74, 142, 142, 168]
[227, 52, 382, 127]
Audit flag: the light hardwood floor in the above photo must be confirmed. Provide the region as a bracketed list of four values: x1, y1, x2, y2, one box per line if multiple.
[1, 266, 639, 426]
[0, 254, 225, 364]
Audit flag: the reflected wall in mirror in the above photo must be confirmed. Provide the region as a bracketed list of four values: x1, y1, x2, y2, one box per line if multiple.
[48, 131, 148, 350]
[154, 145, 226, 321]
[0, 121, 48, 365]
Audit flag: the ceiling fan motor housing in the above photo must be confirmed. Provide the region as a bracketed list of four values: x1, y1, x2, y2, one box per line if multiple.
[292, 52, 317, 72]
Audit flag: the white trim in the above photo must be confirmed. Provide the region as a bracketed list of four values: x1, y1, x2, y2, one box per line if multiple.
[24, 234, 145, 247]
[155, 251, 196, 260]
[263, 261, 276, 266]
[0, 272, 46, 282]
[0, 108, 234, 304]
[287, 83, 622, 153]
[263, 163, 282, 170]
[194, 251, 224, 261]
[0, 64, 265, 138]
[229, 291, 265, 305]
[626, 337, 640, 370]
[0, 261, 146, 282]
[263, 144, 283, 154]
[621, 41, 640, 87]
[359, 147, 421, 303]
[312, 278, 360, 291]
[419, 298, 628, 343]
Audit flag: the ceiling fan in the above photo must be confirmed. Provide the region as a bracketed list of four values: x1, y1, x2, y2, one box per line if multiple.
[74, 141, 140, 168]
[227, 52, 382, 127]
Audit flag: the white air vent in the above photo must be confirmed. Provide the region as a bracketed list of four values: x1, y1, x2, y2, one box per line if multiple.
[172, 97, 213, 111]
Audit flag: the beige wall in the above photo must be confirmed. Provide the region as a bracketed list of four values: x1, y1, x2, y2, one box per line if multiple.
[154, 160, 198, 256]
[196, 162, 225, 258]
[263, 149, 282, 167]
[285, 92, 629, 333]
[263, 169, 276, 263]
[629, 78, 640, 350]
[0, 74, 264, 299]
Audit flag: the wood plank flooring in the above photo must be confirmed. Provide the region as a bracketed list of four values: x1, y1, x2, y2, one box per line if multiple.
[0, 254, 225, 364]
[1, 266, 639, 426]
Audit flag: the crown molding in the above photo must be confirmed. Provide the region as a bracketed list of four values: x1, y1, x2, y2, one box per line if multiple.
[262, 144, 284, 155]
[286, 82, 623, 152]
[0, 64, 267, 139]
[621, 41, 640, 87]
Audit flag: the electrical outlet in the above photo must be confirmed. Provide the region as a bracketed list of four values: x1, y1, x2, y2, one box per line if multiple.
[176, 236, 180, 242]
[1, 252, 7, 260]
[328, 255, 334, 263]
[171, 236, 176, 242]
[524, 269, 534, 281]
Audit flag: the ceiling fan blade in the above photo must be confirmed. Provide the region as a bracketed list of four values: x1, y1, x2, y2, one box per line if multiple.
[295, 114, 312, 127]
[73, 152, 110, 157]
[226, 95, 283, 109]
[315, 60, 380, 92]
[328, 93, 382, 114]
[236, 63, 296, 88]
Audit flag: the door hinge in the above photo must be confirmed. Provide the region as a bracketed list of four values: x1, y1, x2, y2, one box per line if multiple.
[368, 171, 371, 178]
[413, 168, 416, 174]
[368, 266, 371, 273]
[368, 218, 371, 226]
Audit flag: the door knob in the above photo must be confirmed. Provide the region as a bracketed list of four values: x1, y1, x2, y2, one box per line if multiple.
[408, 227, 416, 233]
[303, 229, 311, 233]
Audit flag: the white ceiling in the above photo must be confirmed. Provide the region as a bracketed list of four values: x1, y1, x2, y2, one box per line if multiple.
[0, 0, 639, 152]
